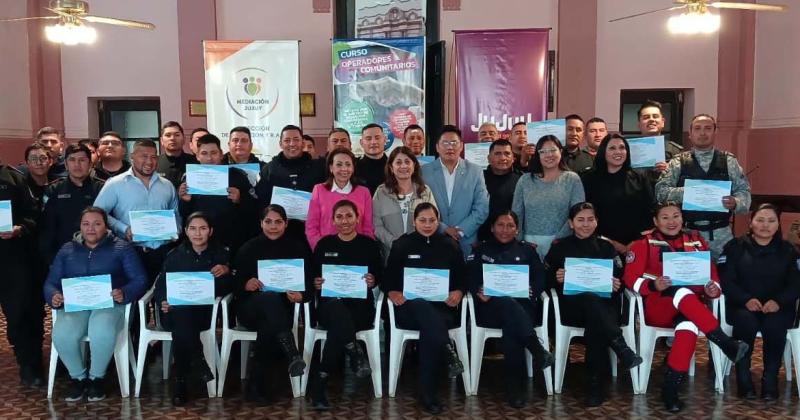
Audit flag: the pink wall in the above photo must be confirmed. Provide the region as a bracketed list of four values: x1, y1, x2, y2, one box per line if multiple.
[557, 0, 596, 119]
[0, 0, 33, 141]
[177, 0, 216, 132]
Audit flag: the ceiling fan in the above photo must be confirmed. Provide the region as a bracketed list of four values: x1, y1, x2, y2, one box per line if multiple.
[610, 1, 787, 34]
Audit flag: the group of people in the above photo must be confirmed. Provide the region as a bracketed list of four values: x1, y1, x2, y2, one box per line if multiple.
[0, 100, 797, 414]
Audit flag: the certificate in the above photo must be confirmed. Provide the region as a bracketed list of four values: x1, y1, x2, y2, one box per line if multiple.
[258, 259, 305, 292]
[563, 258, 614, 298]
[167, 272, 215, 305]
[682, 179, 731, 213]
[417, 156, 435, 166]
[129, 210, 179, 242]
[663, 251, 710, 286]
[464, 143, 491, 169]
[628, 135, 666, 168]
[186, 164, 229, 196]
[62, 274, 113, 313]
[527, 119, 566, 145]
[321, 264, 368, 299]
[229, 163, 261, 186]
[0, 200, 12, 233]
[482, 264, 529, 298]
[403, 268, 449, 302]
[271, 187, 312, 221]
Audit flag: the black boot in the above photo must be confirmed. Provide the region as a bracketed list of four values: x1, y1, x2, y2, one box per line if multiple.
[244, 363, 271, 406]
[662, 367, 686, 413]
[276, 331, 306, 377]
[19, 364, 44, 388]
[761, 376, 779, 401]
[171, 377, 188, 406]
[443, 342, 464, 378]
[524, 335, 554, 370]
[706, 327, 749, 363]
[192, 354, 215, 383]
[419, 395, 443, 415]
[344, 342, 372, 379]
[310, 371, 331, 410]
[609, 336, 642, 370]
[734, 357, 756, 399]
[584, 374, 606, 407]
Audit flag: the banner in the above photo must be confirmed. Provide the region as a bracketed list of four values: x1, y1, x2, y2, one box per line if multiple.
[204, 41, 300, 161]
[455, 29, 550, 143]
[332, 37, 425, 155]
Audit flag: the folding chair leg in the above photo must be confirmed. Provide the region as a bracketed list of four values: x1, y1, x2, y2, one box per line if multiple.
[469, 331, 486, 395]
[217, 335, 233, 397]
[636, 329, 658, 394]
[453, 334, 472, 396]
[134, 337, 150, 398]
[364, 333, 383, 398]
[388, 335, 405, 397]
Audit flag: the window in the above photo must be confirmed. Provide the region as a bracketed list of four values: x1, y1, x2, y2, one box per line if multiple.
[619, 89, 685, 146]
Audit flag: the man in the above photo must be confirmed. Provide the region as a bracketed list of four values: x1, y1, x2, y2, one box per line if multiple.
[189, 127, 210, 156]
[302, 135, 319, 159]
[224, 126, 266, 170]
[478, 122, 500, 142]
[508, 122, 535, 173]
[421, 125, 489, 256]
[157, 121, 198, 188]
[36, 126, 68, 179]
[327, 128, 352, 154]
[356, 123, 388, 195]
[78, 138, 100, 165]
[92, 131, 131, 181]
[403, 124, 426, 156]
[563, 114, 594, 174]
[40, 144, 104, 265]
[637, 100, 669, 174]
[478, 139, 521, 242]
[585, 117, 608, 157]
[655, 114, 751, 260]
[22, 143, 55, 215]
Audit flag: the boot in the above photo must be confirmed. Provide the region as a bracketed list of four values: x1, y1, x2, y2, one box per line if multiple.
[506, 378, 526, 409]
[761, 375, 779, 401]
[662, 366, 686, 413]
[706, 327, 749, 363]
[244, 363, 271, 406]
[609, 336, 642, 370]
[524, 335, 554, 370]
[192, 353, 215, 384]
[584, 374, 606, 407]
[310, 371, 331, 410]
[171, 377, 188, 406]
[344, 341, 372, 379]
[276, 331, 306, 377]
[734, 357, 756, 399]
[443, 342, 464, 378]
[419, 395, 443, 415]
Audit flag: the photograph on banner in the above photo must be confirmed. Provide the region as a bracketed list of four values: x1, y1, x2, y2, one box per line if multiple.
[355, 0, 426, 38]
[332, 37, 425, 155]
[204, 40, 300, 162]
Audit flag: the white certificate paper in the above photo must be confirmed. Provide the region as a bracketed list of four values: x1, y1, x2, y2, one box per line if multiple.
[167, 272, 215, 305]
[482, 264, 529, 298]
[464, 143, 491, 169]
[229, 163, 261, 186]
[321, 264, 368, 299]
[62, 274, 113, 313]
[186, 164, 229, 196]
[128, 210, 179, 242]
[0, 200, 12, 233]
[564, 258, 614, 298]
[403, 268, 449, 302]
[527, 119, 567, 145]
[258, 259, 306, 292]
[663, 251, 710, 286]
[682, 179, 731, 213]
[417, 156, 435, 166]
[628, 135, 666, 168]
[271, 187, 312, 221]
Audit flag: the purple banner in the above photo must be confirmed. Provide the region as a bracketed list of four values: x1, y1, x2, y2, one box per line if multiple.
[455, 29, 550, 143]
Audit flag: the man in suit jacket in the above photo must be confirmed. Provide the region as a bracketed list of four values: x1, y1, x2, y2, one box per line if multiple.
[422, 125, 489, 257]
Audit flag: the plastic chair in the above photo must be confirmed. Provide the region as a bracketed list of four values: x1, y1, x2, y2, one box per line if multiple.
[467, 293, 553, 395]
[216, 293, 301, 398]
[133, 288, 220, 397]
[785, 326, 800, 396]
[300, 293, 384, 398]
[47, 303, 133, 399]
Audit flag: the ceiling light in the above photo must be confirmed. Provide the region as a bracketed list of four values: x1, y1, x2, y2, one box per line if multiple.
[45, 22, 97, 45]
[667, 11, 721, 35]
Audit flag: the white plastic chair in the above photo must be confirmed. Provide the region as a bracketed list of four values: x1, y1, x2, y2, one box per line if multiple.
[216, 293, 301, 398]
[386, 296, 471, 397]
[300, 293, 384, 398]
[133, 288, 220, 397]
[47, 303, 133, 399]
[551, 289, 639, 393]
[467, 293, 553, 395]
[785, 326, 800, 396]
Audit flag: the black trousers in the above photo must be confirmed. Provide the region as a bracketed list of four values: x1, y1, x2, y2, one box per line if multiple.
[315, 298, 375, 374]
[558, 293, 622, 377]
[136, 244, 175, 289]
[161, 305, 213, 377]
[237, 293, 294, 368]
[730, 307, 794, 379]
[473, 296, 538, 386]
[0, 260, 44, 370]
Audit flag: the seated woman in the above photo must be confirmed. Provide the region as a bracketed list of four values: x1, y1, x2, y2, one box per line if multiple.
[623, 201, 748, 412]
[154, 212, 233, 406]
[233, 204, 308, 405]
[381, 202, 465, 415]
[308, 200, 383, 410]
[468, 210, 554, 408]
[719, 203, 800, 400]
[545, 202, 642, 407]
[44, 206, 147, 402]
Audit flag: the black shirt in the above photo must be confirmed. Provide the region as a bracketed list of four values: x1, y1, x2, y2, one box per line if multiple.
[92, 160, 131, 181]
[233, 232, 312, 301]
[224, 152, 266, 172]
[39, 176, 104, 264]
[154, 241, 233, 303]
[356, 154, 388, 196]
[479, 167, 522, 241]
[157, 153, 198, 189]
[255, 152, 326, 209]
[545, 234, 623, 298]
[0, 165, 37, 259]
[581, 168, 654, 245]
[468, 237, 545, 298]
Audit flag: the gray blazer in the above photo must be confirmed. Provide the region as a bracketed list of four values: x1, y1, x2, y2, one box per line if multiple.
[372, 183, 437, 262]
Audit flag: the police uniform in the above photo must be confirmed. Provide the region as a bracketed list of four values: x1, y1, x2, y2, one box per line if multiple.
[39, 176, 104, 264]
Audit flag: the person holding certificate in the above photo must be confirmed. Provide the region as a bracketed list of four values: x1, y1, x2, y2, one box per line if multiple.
[718, 203, 800, 400]
[154, 212, 232, 406]
[44, 207, 147, 402]
[623, 202, 748, 412]
[467, 211, 553, 408]
[232, 204, 310, 405]
[545, 202, 642, 407]
[308, 200, 383, 410]
[382, 202, 466, 415]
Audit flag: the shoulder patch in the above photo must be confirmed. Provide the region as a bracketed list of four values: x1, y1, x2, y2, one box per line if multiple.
[717, 255, 727, 264]
[466, 254, 475, 261]
[626, 251, 636, 264]
[614, 256, 623, 268]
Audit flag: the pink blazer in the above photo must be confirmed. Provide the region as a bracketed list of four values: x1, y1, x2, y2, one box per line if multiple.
[305, 183, 375, 249]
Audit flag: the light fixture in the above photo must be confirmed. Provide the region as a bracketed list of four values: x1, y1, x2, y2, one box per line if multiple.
[44, 22, 97, 45]
[667, 11, 721, 35]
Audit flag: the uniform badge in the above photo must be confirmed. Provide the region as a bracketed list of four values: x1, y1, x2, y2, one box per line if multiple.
[324, 252, 338, 257]
[466, 254, 474, 261]
[717, 255, 727, 264]
[481, 255, 494, 263]
[408, 254, 421, 260]
[626, 251, 636, 263]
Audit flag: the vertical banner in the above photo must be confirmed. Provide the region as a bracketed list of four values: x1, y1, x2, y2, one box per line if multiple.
[332, 37, 425, 155]
[204, 41, 300, 161]
[454, 29, 549, 143]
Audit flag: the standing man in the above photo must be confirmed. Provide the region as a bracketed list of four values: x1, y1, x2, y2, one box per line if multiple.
[584, 117, 608, 157]
[36, 127, 68, 179]
[509, 122, 534, 173]
[92, 131, 131, 181]
[356, 123, 388, 195]
[189, 127, 210, 156]
[224, 126, 266, 170]
[478, 122, 500, 142]
[403, 124, 426, 157]
[655, 114, 751, 260]
[302, 135, 319, 159]
[326, 128, 352, 154]
[78, 139, 100, 165]
[637, 100, 669, 174]
[478, 139, 521, 241]
[157, 121, 198, 188]
[563, 114, 594, 174]
[22, 143, 54, 215]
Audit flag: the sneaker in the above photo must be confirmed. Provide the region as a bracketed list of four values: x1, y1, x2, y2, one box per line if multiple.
[64, 378, 87, 402]
[87, 378, 106, 402]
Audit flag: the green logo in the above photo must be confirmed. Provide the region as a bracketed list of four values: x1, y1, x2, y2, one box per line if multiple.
[243, 76, 262, 96]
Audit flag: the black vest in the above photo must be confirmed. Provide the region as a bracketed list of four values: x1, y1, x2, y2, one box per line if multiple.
[676, 150, 731, 229]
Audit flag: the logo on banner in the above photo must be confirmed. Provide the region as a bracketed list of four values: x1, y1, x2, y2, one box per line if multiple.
[226, 68, 279, 120]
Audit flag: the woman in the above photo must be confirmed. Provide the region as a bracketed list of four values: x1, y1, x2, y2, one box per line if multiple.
[545, 202, 642, 407]
[373, 146, 437, 261]
[381, 203, 466, 415]
[468, 210, 554, 408]
[512, 135, 585, 259]
[720, 203, 800, 400]
[306, 148, 374, 249]
[309, 200, 383, 410]
[233, 204, 310, 405]
[623, 202, 748, 412]
[154, 212, 232, 406]
[580, 134, 654, 253]
[44, 207, 147, 402]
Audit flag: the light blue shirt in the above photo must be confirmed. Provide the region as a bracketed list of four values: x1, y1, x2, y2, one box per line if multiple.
[93, 168, 180, 249]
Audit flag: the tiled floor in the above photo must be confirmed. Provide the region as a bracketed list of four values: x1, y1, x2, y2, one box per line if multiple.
[1, 311, 799, 419]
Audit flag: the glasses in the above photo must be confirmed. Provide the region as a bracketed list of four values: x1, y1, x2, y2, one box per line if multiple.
[440, 140, 460, 148]
[538, 148, 560, 155]
[27, 156, 50, 164]
[99, 140, 122, 146]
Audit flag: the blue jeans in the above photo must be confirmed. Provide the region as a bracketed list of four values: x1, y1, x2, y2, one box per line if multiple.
[52, 304, 125, 380]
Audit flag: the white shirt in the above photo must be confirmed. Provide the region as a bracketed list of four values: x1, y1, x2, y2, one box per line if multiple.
[440, 159, 459, 205]
[331, 181, 353, 194]
[397, 194, 413, 232]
